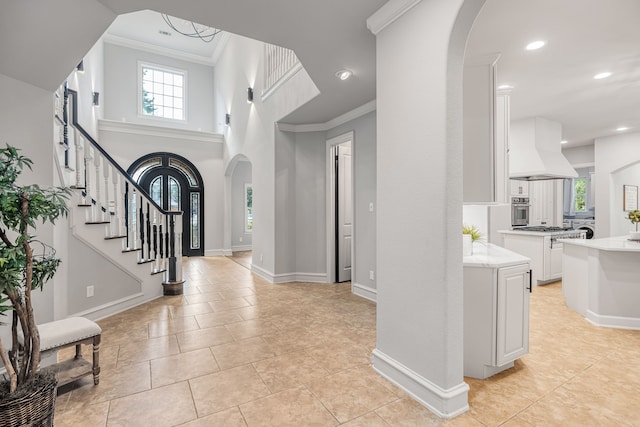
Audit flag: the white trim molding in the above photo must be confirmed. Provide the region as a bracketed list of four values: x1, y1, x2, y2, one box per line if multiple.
[366, 0, 423, 35]
[204, 249, 231, 257]
[278, 100, 376, 133]
[352, 283, 377, 302]
[586, 310, 640, 330]
[231, 244, 253, 252]
[250, 264, 328, 284]
[372, 349, 469, 419]
[261, 62, 304, 102]
[98, 119, 224, 144]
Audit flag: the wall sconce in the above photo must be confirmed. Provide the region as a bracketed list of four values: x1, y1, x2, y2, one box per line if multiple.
[76, 60, 84, 73]
[225, 113, 231, 126]
[92, 92, 100, 107]
[247, 87, 254, 103]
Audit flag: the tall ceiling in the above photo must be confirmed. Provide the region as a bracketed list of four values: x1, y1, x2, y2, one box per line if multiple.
[466, 0, 640, 148]
[1, 0, 638, 141]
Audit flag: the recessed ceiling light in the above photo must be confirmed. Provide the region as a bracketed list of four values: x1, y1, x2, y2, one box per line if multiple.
[560, 140, 568, 144]
[616, 126, 629, 132]
[593, 72, 612, 80]
[525, 40, 545, 51]
[335, 70, 353, 81]
[497, 84, 513, 90]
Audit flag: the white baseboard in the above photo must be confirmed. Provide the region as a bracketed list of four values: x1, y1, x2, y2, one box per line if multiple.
[586, 310, 640, 330]
[231, 244, 252, 252]
[204, 249, 229, 256]
[70, 292, 155, 321]
[249, 265, 327, 284]
[371, 349, 469, 419]
[352, 282, 377, 302]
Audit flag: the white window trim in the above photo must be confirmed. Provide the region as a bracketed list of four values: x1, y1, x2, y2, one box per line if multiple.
[244, 182, 253, 233]
[137, 61, 188, 123]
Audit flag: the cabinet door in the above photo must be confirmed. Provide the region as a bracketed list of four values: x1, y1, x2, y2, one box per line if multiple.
[496, 264, 530, 366]
[549, 242, 563, 279]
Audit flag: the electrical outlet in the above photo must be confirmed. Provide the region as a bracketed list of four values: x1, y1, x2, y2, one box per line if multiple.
[239, 236, 243, 242]
[369, 270, 375, 280]
[260, 254, 264, 263]
[369, 202, 374, 212]
[86, 285, 94, 298]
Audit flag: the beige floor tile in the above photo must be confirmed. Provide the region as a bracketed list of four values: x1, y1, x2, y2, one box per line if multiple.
[117, 335, 181, 366]
[189, 364, 271, 417]
[148, 316, 200, 338]
[306, 341, 371, 373]
[108, 381, 197, 426]
[185, 291, 226, 304]
[176, 326, 235, 352]
[194, 311, 244, 328]
[239, 386, 338, 426]
[224, 318, 281, 340]
[54, 401, 109, 427]
[66, 361, 150, 409]
[151, 347, 219, 388]
[306, 365, 399, 422]
[211, 336, 277, 370]
[170, 302, 214, 318]
[179, 407, 248, 426]
[253, 350, 331, 393]
[338, 411, 389, 427]
[209, 297, 252, 312]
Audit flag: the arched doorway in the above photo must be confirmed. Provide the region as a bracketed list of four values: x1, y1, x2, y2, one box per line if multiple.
[128, 153, 205, 257]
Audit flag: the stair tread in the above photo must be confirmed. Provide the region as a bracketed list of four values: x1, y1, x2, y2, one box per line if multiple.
[85, 221, 110, 225]
[137, 259, 154, 265]
[122, 248, 142, 253]
[151, 269, 167, 275]
[105, 235, 127, 240]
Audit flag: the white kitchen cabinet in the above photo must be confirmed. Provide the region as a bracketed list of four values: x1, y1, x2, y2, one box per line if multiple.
[510, 180, 528, 197]
[464, 248, 530, 379]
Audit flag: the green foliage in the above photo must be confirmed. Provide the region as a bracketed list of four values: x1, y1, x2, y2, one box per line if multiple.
[0, 144, 70, 393]
[628, 210, 640, 224]
[574, 178, 587, 212]
[462, 224, 482, 241]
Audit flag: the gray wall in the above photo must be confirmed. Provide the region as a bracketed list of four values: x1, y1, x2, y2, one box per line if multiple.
[327, 111, 377, 291]
[231, 161, 253, 249]
[274, 131, 297, 275]
[103, 42, 215, 132]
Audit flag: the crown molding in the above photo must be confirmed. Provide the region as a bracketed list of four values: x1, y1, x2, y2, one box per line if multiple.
[367, 0, 423, 35]
[278, 100, 376, 133]
[98, 119, 224, 144]
[103, 33, 220, 66]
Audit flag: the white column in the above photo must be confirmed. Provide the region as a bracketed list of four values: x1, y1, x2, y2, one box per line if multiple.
[367, 0, 485, 418]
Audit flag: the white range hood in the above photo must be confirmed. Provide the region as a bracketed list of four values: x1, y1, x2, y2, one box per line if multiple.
[509, 117, 578, 181]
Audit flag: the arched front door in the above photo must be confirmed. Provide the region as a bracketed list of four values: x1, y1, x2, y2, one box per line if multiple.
[128, 153, 204, 257]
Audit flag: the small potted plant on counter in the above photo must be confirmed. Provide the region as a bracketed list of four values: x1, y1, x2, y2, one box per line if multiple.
[628, 210, 640, 240]
[462, 224, 482, 256]
[0, 144, 70, 426]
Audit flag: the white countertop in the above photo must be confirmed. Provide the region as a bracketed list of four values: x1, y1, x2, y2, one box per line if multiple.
[561, 235, 640, 252]
[499, 229, 577, 237]
[464, 242, 530, 268]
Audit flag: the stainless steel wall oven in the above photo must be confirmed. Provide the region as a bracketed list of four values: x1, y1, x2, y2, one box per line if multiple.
[511, 197, 530, 226]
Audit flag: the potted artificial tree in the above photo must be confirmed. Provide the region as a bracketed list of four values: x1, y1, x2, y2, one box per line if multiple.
[0, 145, 70, 426]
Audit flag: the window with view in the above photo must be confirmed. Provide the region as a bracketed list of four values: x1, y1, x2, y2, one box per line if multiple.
[140, 64, 185, 121]
[245, 183, 253, 232]
[574, 178, 587, 212]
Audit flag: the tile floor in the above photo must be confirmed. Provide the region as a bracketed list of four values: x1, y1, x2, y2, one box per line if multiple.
[54, 256, 640, 426]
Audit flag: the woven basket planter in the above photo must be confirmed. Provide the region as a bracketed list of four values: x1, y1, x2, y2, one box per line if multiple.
[0, 373, 57, 427]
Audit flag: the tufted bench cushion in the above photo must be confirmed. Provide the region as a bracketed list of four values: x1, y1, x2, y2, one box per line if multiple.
[38, 317, 102, 351]
[20, 317, 102, 387]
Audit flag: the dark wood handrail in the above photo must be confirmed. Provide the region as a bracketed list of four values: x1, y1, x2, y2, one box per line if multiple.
[66, 88, 181, 217]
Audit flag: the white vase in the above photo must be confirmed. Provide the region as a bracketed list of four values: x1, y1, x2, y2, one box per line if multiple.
[630, 231, 640, 241]
[463, 234, 473, 256]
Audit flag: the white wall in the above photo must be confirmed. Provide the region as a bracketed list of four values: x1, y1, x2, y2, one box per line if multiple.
[327, 111, 377, 294]
[610, 163, 640, 236]
[563, 145, 595, 167]
[595, 132, 640, 237]
[370, 0, 484, 417]
[231, 161, 253, 249]
[103, 42, 215, 132]
[214, 33, 319, 279]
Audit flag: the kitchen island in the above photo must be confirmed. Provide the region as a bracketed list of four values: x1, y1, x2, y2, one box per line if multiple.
[562, 236, 640, 330]
[499, 227, 585, 285]
[463, 243, 531, 379]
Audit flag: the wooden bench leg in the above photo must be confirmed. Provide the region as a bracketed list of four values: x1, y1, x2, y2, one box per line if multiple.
[92, 334, 101, 385]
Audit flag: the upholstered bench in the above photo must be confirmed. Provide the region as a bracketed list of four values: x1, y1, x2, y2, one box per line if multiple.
[36, 317, 102, 386]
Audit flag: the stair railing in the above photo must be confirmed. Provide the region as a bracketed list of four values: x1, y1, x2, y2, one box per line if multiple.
[63, 87, 183, 284]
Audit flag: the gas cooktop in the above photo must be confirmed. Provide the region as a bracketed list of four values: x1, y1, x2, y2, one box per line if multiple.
[514, 226, 573, 232]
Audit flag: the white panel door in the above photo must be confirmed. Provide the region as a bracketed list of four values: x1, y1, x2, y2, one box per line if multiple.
[337, 143, 352, 282]
[496, 264, 530, 366]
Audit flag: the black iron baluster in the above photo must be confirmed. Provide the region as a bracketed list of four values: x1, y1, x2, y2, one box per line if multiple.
[168, 215, 176, 281]
[146, 203, 151, 261]
[159, 224, 164, 263]
[124, 182, 129, 248]
[139, 196, 144, 258]
[153, 224, 158, 264]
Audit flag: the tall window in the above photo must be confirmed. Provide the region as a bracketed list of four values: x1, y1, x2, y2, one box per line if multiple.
[140, 63, 185, 121]
[574, 178, 587, 212]
[244, 183, 253, 232]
